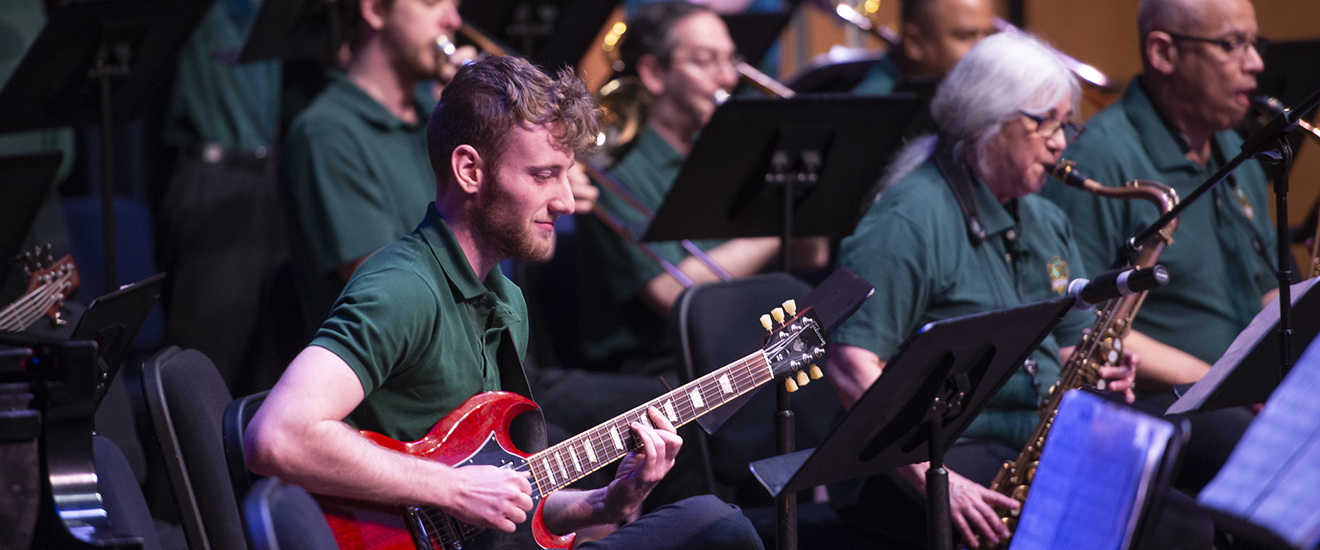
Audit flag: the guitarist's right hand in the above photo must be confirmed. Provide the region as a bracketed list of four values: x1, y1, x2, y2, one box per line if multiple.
[442, 465, 534, 533]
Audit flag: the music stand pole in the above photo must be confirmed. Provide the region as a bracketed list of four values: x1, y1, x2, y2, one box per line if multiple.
[91, 45, 130, 295]
[926, 397, 954, 550]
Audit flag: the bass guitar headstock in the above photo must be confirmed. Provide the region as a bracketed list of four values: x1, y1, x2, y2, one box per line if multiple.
[759, 300, 829, 393]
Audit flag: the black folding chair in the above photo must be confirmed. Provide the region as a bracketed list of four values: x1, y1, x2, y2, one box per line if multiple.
[242, 477, 338, 550]
[141, 346, 248, 550]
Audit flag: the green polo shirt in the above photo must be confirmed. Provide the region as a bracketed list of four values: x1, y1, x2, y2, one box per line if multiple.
[1043, 79, 1277, 365]
[575, 127, 722, 367]
[851, 54, 902, 96]
[313, 204, 528, 442]
[163, 0, 280, 150]
[832, 159, 1094, 449]
[281, 71, 438, 331]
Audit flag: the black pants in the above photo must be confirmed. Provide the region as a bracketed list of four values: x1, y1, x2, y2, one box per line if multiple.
[156, 152, 287, 393]
[580, 495, 764, 550]
[1132, 390, 1255, 495]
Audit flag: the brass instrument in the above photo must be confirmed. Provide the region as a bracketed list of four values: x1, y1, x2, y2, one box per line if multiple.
[983, 159, 1181, 548]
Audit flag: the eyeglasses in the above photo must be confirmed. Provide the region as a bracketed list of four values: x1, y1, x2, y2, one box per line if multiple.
[1018, 111, 1084, 142]
[1165, 32, 1267, 58]
[670, 51, 744, 74]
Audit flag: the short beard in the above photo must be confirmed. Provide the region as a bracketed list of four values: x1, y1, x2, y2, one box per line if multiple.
[472, 173, 554, 263]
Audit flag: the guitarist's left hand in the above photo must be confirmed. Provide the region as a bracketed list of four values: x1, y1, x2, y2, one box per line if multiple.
[541, 406, 682, 534]
[605, 406, 683, 521]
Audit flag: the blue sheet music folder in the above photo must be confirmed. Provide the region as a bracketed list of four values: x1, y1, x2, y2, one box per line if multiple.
[1009, 390, 1175, 550]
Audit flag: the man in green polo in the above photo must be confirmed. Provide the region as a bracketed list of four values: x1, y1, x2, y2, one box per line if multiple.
[1041, 0, 1272, 493]
[279, 0, 472, 333]
[246, 56, 763, 550]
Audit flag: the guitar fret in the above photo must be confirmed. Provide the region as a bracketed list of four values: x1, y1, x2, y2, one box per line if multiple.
[530, 351, 777, 495]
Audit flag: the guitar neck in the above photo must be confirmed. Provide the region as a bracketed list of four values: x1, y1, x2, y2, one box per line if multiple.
[527, 350, 773, 494]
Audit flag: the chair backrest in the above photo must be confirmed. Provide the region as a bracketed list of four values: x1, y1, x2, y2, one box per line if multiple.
[94, 435, 162, 550]
[224, 391, 269, 504]
[670, 273, 844, 506]
[242, 477, 338, 550]
[141, 346, 247, 550]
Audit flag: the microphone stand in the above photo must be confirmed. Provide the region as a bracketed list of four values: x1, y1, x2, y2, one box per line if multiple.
[1119, 83, 1320, 380]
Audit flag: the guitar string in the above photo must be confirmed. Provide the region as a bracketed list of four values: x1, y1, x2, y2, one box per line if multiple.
[0, 275, 75, 331]
[416, 351, 779, 540]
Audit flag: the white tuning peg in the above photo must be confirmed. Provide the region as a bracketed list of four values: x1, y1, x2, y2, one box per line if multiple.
[785, 377, 799, 393]
[760, 314, 773, 331]
[809, 364, 823, 379]
[771, 308, 785, 324]
[782, 299, 797, 317]
[796, 370, 810, 387]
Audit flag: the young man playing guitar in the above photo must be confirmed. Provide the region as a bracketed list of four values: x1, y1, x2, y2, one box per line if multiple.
[244, 56, 764, 550]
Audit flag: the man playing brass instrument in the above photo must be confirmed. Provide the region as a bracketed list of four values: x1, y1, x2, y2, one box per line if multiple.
[1042, 0, 1273, 494]
[576, 1, 827, 373]
[826, 33, 1138, 548]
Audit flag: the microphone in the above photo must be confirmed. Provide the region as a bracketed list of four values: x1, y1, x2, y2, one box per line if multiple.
[1066, 265, 1169, 310]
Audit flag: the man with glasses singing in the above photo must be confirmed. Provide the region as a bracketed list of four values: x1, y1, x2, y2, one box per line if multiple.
[1041, 0, 1274, 495]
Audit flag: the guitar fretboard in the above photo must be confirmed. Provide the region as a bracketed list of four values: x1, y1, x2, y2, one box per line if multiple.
[527, 350, 773, 495]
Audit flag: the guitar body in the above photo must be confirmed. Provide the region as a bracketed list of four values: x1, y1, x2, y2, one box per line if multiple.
[318, 392, 575, 550]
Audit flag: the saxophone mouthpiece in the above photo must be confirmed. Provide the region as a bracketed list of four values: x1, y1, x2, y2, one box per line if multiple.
[1043, 159, 1091, 190]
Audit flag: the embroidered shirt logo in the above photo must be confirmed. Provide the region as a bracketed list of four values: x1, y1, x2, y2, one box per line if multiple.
[1234, 187, 1254, 220]
[1048, 256, 1069, 296]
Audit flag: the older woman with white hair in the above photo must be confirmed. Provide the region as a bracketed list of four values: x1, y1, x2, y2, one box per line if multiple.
[824, 32, 1138, 547]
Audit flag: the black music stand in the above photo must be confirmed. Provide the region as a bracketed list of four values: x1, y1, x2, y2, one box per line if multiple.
[1194, 334, 1320, 549]
[1167, 278, 1320, 414]
[0, 152, 63, 291]
[750, 296, 1077, 550]
[71, 273, 166, 405]
[0, 0, 211, 295]
[642, 94, 920, 246]
[643, 94, 918, 550]
[459, 0, 618, 71]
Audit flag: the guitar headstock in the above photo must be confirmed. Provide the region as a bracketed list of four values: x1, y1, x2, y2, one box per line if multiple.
[760, 300, 829, 393]
[9, 249, 80, 326]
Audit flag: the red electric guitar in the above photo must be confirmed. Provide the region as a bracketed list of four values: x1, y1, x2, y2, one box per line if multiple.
[0, 253, 79, 332]
[318, 301, 830, 550]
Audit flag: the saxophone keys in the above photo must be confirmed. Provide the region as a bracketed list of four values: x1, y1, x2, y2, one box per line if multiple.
[1107, 350, 1119, 363]
[1026, 462, 1037, 484]
[1012, 484, 1029, 502]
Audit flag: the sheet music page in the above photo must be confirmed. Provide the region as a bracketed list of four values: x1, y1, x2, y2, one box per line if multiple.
[1010, 391, 1173, 550]
[1199, 335, 1320, 549]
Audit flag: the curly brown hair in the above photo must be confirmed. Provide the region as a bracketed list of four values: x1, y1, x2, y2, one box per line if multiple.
[427, 56, 601, 189]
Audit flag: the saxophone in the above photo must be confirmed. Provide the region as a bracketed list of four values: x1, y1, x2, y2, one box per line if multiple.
[982, 160, 1181, 548]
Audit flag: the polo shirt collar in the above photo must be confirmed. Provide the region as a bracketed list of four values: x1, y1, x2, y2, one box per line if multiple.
[970, 169, 1017, 237]
[417, 203, 489, 301]
[326, 70, 433, 132]
[1123, 78, 1206, 172]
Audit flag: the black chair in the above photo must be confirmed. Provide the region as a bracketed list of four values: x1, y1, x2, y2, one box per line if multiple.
[242, 477, 338, 550]
[94, 435, 163, 550]
[223, 391, 269, 504]
[141, 346, 248, 550]
[670, 273, 843, 506]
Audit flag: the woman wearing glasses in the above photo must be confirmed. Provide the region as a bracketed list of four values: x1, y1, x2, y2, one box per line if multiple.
[823, 32, 1138, 548]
